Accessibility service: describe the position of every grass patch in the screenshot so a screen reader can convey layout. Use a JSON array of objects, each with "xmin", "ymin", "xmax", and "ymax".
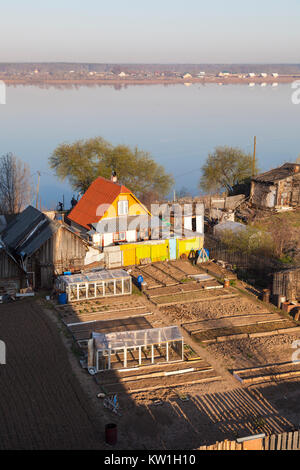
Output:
[{"xmin": 132, "ymin": 284, "xmax": 143, "ymax": 296}]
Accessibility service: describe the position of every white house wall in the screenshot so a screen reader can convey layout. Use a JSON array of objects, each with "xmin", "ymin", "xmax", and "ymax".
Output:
[
  {"xmin": 183, "ymin": 216, "xmax": 192, "ymax": 231},
  {"xmin": 103, "ymin": 233, "xmax": 114, "ymax": 247},
  {"xmin": 196, "ymin": 215, "xmax": 204, "ymax": 234},
  {"xmin": 126, "ymin": 230, "xmax": 136, "ymax": 242}
]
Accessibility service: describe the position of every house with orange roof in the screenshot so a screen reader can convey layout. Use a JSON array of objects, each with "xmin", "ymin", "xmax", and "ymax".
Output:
[
  {"xmin": 67, "ymin": 173, "xmax": 204, "ymax": 267},
  {"xmin": 67, "ymin": 173, "xmax": 152, "ymax": 248}
]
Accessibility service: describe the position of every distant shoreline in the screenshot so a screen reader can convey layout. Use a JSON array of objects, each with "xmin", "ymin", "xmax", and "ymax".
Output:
[{"xmin": 2, "ymin": 75, "xmax": 300, "ymax": 87}]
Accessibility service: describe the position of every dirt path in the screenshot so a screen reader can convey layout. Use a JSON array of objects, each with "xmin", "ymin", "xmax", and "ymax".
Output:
[{"xmin": 0, "ymin": 300, "xmax": 102, "ymax": 449}]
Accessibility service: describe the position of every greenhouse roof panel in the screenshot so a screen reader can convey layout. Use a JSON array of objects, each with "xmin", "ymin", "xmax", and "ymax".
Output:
[
  {"xmin": 59, "ymin": 269, "xmax": 130, "ymax": 285},
  {"xmin": 93, "ymin": 326, "xmax": 183, "ymax": 350}
]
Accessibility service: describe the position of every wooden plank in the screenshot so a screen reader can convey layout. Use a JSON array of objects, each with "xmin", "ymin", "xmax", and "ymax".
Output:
[
  {"xmin": 292, "ymin": 431, "xmax": 299, "ymax": 450},
  {"xmin": 108, "ymin": 375, "xmax": 222, "ymax": 394},
  {"xmin": 276, "ymin": 433, "xmax": 282, "ymax": 450},
  {"xmin": 287, "ymin": 432, "xmax": 293, "ymax": 450},
  {"xmin": 237, "ymin": 369, "xmax": 300, "ymax": 385},
  {"xmin": 270, "ymin": 434, "xmax": 276, "ymax": 450},
  {"xmin": 234, "ymin": 361, "xmax": 299, "ymax": 375},
  {"xmin": 264, "ymin": 436, "xmax": 270, "ymax": 450},
  {"xmin": 281, "ymin": 432, "xmax": 287, "ymax": 450}
]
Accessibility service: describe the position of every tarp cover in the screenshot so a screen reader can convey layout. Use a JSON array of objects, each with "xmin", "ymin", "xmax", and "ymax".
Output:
[{"xmin": 93, "ymin": 325, "xmax": 182, "ymax": 351}]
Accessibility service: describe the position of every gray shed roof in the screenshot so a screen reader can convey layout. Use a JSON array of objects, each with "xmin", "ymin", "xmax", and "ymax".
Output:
[
  {"xmin": 253, "ymin": 163, "xmax": 300, "ymax": 183},
  {"xmin": 2, "ymin": 205, "xmax": 59, "ymax": 257}
]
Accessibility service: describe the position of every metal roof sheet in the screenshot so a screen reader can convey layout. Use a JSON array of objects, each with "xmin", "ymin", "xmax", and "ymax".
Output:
[
  {"xmin": 2, "ymin": 205, "xmax": 61, "ymax": 258},
  {"xmin": 2, "ymin": 206, "xmax": 43, "ymax": 250},
  {"xmin": 253, "ymin": 163, "xmax": 300, "ymax": 183}
]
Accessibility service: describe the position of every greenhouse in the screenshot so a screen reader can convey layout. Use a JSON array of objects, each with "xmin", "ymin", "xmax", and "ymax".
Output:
[
  {"xmin": 88, "ymin": 325, "xmax": 184, "ymax": 372},
  {"xmin": 57, "ymin": 269, "xmax": 132, "ymax": 302}
]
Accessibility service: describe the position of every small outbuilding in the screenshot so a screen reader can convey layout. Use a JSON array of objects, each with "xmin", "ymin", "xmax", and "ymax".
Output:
[
  {"xmin": 56, "ymin": 269, "xmax": 132, "ymax": 302},
  {"xmin": 250, "ymin": 163, "xmax": 300, "ymax": 210}
]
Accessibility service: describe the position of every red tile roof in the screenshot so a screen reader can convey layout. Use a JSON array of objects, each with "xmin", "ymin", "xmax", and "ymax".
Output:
[{"xmin": 67, "ymin": 177, "xmax": 131, "ymax": 229}]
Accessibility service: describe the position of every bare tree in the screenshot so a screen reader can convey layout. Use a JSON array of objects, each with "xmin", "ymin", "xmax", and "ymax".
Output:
[{"xmin": 0, "ymin": 153, "xmax": 32, "ymax": 214}]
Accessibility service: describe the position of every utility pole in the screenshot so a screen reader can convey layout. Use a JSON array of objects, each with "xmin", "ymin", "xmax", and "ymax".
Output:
[
  {"xmin": 252, "ymin": 136, "xmax": 256, "ymax": 176},
  {"xmin": 36, "ymin": 171, "xmax": 41, "ymax": 209}
]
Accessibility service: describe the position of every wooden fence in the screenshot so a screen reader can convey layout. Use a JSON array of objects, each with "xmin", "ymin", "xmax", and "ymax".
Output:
[
  {"xmin": 199, "ymin": 430, "xmax": 300, "ymax": 450},
  {"xmin": 205, "ymin": 234, "xmax": 282, "ymax": 273}
]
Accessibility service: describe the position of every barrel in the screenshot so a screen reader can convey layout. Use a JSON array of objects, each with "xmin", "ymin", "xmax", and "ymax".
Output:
[
  {"xmin": 105, "ymin": 423, "xmax": 117, "ymax": 445},
  {"xmin": 58, "ymin": 292, "xmax": 67, "ymax": 305},
  {"xmin": 262, "ymin": 289, "xmax": 270, "ymax": 303},
  {"xmin": 137, "ymin": 275, "xmax": 144, "ymax": 289},
  {"xmin": 224, "ymin": 278, "xmax": 230, "ymax": 288}
]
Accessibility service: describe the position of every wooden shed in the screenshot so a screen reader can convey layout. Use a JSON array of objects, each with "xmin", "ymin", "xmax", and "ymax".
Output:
[
  {"xmin": 273, "ymin": 268, "xmax": 300, "ymax": 302},
  {"xmin": 2, "ymin": 206, "xmax": 90, "ymax": 289},
  {"xmin": 0, "ymin": 244, "xmax": 25, "ymax": 293},
  {"xmin": 250, "ymin": 163, "xmax": 300, "ymax": 210}
]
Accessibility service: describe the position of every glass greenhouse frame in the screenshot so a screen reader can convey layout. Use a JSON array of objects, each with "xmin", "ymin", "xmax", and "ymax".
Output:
[
  {"xmin": 57, "ymin": 269, "xmax": 132, "ymax": 302},
  {"xmin": 90, "ymin": 325, "xmax": 184, "ymax": 372}
]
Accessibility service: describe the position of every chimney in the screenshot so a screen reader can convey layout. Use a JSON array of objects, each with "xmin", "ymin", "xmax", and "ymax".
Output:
[{"xmin": 111, "ymin": 171, "xmax": 117, "ymax": 183}]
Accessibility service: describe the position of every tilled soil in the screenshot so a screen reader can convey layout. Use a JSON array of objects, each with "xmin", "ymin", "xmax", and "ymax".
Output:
[
  {"xmin": 0, "ymin": 300, "xmax": 101, "ymax": 450},
  {"xmin": 161, "ymin": 296, "xmax": 267, "ymax": 323},
  {"xmin": 206, "ymin": 333, "xmax": 300, "ymax": 371}
]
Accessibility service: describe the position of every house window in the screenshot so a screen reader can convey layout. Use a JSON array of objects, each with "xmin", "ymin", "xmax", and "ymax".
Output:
[
  {"xmin": 118, "ymin": 200, "xmax": 128, "ymax": 216},
  {"xmin": 114, "ymin": 232, "xmax": 126, "ymax": 242}
]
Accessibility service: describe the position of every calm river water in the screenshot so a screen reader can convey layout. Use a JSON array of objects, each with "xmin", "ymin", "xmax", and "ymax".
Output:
[{"xmin": 1, "ymin": 82, "xmax": 299, "ymax": 208}]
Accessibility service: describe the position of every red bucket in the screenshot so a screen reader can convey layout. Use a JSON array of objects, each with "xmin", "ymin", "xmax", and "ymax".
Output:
[{"xmin": 105, "ymin": 423, "xmax": 117, "ymax": 445}]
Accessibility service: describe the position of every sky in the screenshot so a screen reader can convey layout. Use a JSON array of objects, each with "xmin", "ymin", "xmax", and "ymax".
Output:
[{"xmin": 0, "ymin": 0, "xmax": 299, "ymax": 63}]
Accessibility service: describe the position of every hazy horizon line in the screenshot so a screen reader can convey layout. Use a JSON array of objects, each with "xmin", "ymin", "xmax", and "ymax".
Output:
[{"xmin": 0, "ymin": 61, "xmax": 300, "ymax": 65}]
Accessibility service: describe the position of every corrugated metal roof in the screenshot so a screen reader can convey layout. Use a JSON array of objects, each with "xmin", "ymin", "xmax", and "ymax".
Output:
[
  {"xmin": 19, "ymin": 220, "xmax": 59, "ymax": 257},
  {"xmin": 2, "ymin": 205, "xmax": 60, "ymax": 258},
  {"xmin": 67, "ymin": 176, "xmax": 131, "ymax": 229},
  {"xmin": 253, "ymin": 163, "xmax": 300, "ymax": 183},
  {"xmin": 2, "ymin": 206, "xmax": 43, "ymax": 250}
]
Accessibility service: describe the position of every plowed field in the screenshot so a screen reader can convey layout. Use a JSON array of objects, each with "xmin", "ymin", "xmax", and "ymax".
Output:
[{"xmin": 0, "ymin": 301, "xmax": 100, "ymax": 449}]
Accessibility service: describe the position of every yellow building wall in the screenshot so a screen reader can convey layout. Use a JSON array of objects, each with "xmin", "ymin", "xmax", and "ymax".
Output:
[
  {"xmin": 119, "ymin": 237, "xmax": 203, "ymax": 266},
  {"xmin": 177, "ymin": 237, "xmax": 203, "ymax": 257},
  {"xmin": 101, "ymin": 193, "xmax": 150, "ymax": 219},
  {"xmin": 135, "ymin": 245, "xmax": 151, "ymax": 263},
  {"xmin": 150, "ymin": 243, "xmax": 168, "ymax": 262},
  {"xmin": 121, "ymin": 244, "xmax": 137, "ymax": 266}
]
